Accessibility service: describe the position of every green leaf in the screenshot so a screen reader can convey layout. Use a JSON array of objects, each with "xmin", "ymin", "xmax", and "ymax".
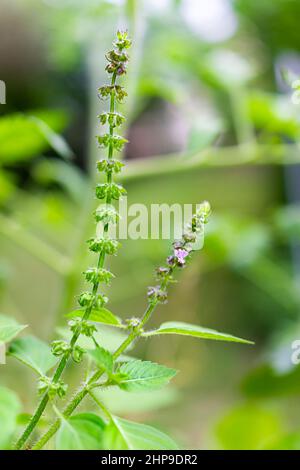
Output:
[
  {"xmin": 57, "ymin": 325, "xmax": 129, "ymax": 352},
  {"xmin": 8, "ymin": 335, "xmax": 58, "ymax": 375},
  {"xmin": 241, "ymin": 364, "xmax": 300, "ymax": 398},
  {"xmin": 100, "ymin": 388, "xmax": 179, "ymax": 414},
  {"xmin": 0, "ymin": 110, "xmax": 68, "ymax": 164},
  {"xmin": 102, "ymin": 416, "xmax": 178, "ymax": 450},
  {"xmin": 143, "ymin": 321, "xmax": 253, "ymax": 344},
  {"xmin": 66, "ymin": 308, "xmax": 124, "ymax": 327},
  {"xmin": 0, "ymin": 314, "xmax": 27, "ymax": 345},
  {"xmin": 116, "ymin": 360, "xmax": 177, "ymax": 392},
  {"xmin": 31, "ymin": 116, "xmax": 73, "ymax": 160},
  {"xmin": 215, "ymin": 404, "xmax": 282, "ymax": 450},
  {"xmin": 87, "ymin": 346, "xmax": 113, "ymax": 374},
  {"xmin": 0, "ymin": 386, "xmax": 21, "ymax": 449},
  {"xmin": 56, "ymin": 413, "xmax": 106, "ymax": 450},
  {"xmin": 187, "ymin": 117, "xmax": 222, "ymax": 153}
]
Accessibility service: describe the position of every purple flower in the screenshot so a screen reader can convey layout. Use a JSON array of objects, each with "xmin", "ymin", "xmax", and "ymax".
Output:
[{"xmin": 174, "ymin": 248, "xmax": 189, "ymax": 266}]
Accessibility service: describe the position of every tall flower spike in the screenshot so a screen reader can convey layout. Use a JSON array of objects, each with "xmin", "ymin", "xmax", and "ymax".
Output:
[{"xmin": 14, "ymin": 31, "xmax": 131, "ymax": 451}]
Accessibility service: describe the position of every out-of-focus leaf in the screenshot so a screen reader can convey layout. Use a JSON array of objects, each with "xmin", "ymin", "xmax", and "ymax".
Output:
[
  {"xmin": 57, "ymin": 325, "xmax": 128, "ymax": 352},
  {"xmin": 215, "ymin": 404, "xmax": 282, "ymax": 450},
  {"xmin": 266, "ymin": 432, "xmax": 300, "ymax": 450},
  {"xmin": 32, "ymin": 160, "xmax": 86, "ymax": 202},
  {"xmin": 0, "ymin": 314, "xmax": 27, "ymax": 345},
  {"xmin": 241, "ymin": 364, "xmax": 300, "ymax": 398},
  {"xmin": 100, "ymin": 387, "xmax": 179, "ymax": 414},
  {"xmin": 0, "ymin": 170, "xmax": 16, "ymax": 204},
  {"xmin": 87, "ymin": 346, "xmax": 113, "ymax": 374},
  {"xmin": 31, "ymin": 117, "xmax": 73, "ymax": 160},
  {"xmin": 0, "ymin": 386, "xmax": 21, "ymax": 449},
  {"xmin": 66, "ymin": 308, "xmax": 124, "ymax": 327},
  {"xmin": 8, "ymin": 336, "xmax": 58, "ymax": 375},
  {"xmin": 102, "ymin": 416, "xmax": 178, "ymax": 450},
  {"xmin": 187, "ymin": 117, "xmax": 222, "ymax": 153},
  {"xmin": 246, "ymin": 92, "xmax": 299, "ymax": 139},
  {"xmin": 274, "ymin": 205, "xmax": 300, "ymax": 241},
  {"xmin": 56, "ymin": 413, "xmax": 106, "ymax": 450},
  {"xmin": 204, "ymin": 50, "xmax": 256, "ymax": 88},
  {"xmin": 137, "ymin": 77, "xmax": 180, "ymax": 104},
  {"xmin": 0, "ymin": 110, "xmax": 68, "ymax": 163},
  {"xmin": 143, "ymin": 321, "xmax": 253, "ymax": 344}
]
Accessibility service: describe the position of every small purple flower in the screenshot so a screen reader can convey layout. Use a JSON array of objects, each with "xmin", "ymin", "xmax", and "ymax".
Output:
[{"xmin": 174, "ymin": 248, "xmax": 189, "ymax": 266}]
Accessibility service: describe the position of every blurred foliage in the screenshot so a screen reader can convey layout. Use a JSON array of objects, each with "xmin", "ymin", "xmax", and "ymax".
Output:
[{"xmin": 1, "ymin": 0, "xmax": 300, "ymax": 449}]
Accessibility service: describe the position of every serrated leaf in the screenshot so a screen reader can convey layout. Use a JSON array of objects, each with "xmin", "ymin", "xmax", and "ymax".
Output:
[
  {"xmin": 102, "ymin": 416, "xmax": 178, "ymax": 450},
  {"xmin": 142, "ymin": 321, "xmax": 253, "ymax": 344},
  {"xmin": 8, "ymin": 335, "xmax": 58, "ymax": 375},
  {"xmin": 0, "ymin": 387, "xmax": 21, "ymax": 449},
  {"xmin": 87, "ymin": 346, "xmax": 113, "ymax": 374},
  {"xmin": 56, "ymin": 413, "xmax": 106, "ymax": 450},
  {"xmin": 116, "ymin": 360, "xmax": 177, "ymax": 392},
  {"xmin": 66, "ymin": 308, "xmax": 123, "ymax": 327},
  {"xmin": 0, "ymin": 314, "xmax": 27, "ymax": 345}
]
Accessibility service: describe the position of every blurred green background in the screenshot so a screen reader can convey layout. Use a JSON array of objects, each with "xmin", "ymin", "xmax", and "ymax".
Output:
[{"xmin": 2, "ymin": 0, "xmax": 300, "ymax": 449}]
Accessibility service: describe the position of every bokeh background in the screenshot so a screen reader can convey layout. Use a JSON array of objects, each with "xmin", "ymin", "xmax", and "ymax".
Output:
[{"xmin": 1, "ymin": 0, "xmax": 300, "ymax": 449}]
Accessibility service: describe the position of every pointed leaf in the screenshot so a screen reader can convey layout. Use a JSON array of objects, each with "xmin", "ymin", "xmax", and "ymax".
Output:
[
  {"xmin": 0, "ymin": 387, "xmax": 21, "ymax": 449},
  {"xmin": 31, "ymin": 116, "xmax": 73, "ymax": 160},
  {"xmin": 56, "ymin": 413, "xmax": 106, "ymax": 450},
  {"xmin": 116, "ymin": 360, "xmax": 177, "ymax": 392},
  {"xmin": 8, "ymin": 335, "xmax": 58, "ymax": 375},
  {"xmin": 87, "ymin": 346, "xmax": 113, "ymax": 374},
  {"xmin": 142, "ymin": 321, "xmax": 253, "ymax": 344},
  {"xmin": 0, "ymin": 314, "xmax": 27, "ymax": 345},
  {"xmin": 102, "ymin": 416, "xmax": 178, "ymax": 450},
  {"xmin": 0, "ymin": 110, "xmax": 68, "ymax": 163},
  {"xmin": 66, "ymin": 308, "xmax": 123, "ymax": 327}
]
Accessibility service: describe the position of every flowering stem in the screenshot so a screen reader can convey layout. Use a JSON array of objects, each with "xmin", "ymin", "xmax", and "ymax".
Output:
[
  {"xmin": 32, "ymin": 203, "xmax": 211, "ymax": 450},
  {"xmin": 14, "ymin": 38, "xmax": 126, "ymax": 450}
]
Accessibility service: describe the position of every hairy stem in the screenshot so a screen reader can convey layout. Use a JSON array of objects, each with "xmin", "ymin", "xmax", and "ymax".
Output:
[
  {"xmin": 32, "ymin": 268, "xmax": 182, "ymax": 449},
  {"xmin": 14, "ymin": 70, "xmax": 118, "ymax": 451}
]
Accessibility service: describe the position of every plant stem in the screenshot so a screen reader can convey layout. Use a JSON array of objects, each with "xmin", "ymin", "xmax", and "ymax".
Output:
[
  {"xmin": 32, "ymin": 292, "xmax": 168, "ymax": 449},
  {"xmin": 14, "ymin": 71, "xmax": 118, "ymax": 451},
  {"xmin": 87, "ymin": 389, "xmax": 112, "ymax": 420}
]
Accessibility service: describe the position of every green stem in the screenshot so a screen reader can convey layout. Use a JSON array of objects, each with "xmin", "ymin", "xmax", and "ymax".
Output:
[
  {"xmin": 14, "ymin": 71, "xmax": 118, "ymax": 451},
  {"xmin": 32, "ymin": 261, "xmax": 174, "ymax": 450},
  {"xmin": 32, "ymin": 297, "xmax": 162, "ymax": 450},
  {"xmin": 87, "ymin": 389, "xmax": 112, "ymax": 420}
]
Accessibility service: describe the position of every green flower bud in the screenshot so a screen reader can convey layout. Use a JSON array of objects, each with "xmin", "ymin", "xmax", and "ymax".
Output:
[
  {"xmin": 51, "ymin": 340, "xmax": 71, "ymax": 357},
  {"xmin": 147, "ymin": 286, "xmax": 168, "ymax": 304},
  {"xmin": 72, "ymin": 345, "xmax": 85, "ymax": 363},
  {"xmin": 83, "ymin": 267, "xmax": 115, "ymax": 285},
  {"xmin": 98, "ymin": 112, "xmax": 125, "ymax": 128},
  {"xmin": 98, "ymin": 85, "xmax": 127, "ymax": 103},
  {"xmin": 68, "ymin": 318, "xmax": 97, "ymax": 338},
  {"xmin": 95, "ymin": 182, "xmax": 126, "ymax": 200},
  {"xmin": 38, "ymin": 377, "xmax": 67, "ymax": 399},
  {"xmin": 94, "ymin": 206, "xmax": 120, "ymax": 225},
  {"xmin": 87, "ymin": 237, "xmax": 120, "ymax": 255},
  {"xmin": 96, "ymin": 159, "xmax": 124, "ymax": 174},
  {"xmin": 97, "ymin": 134, "xmax": 128, "ymax": 152},
  {"xmin": 78, "ymin": 291, "xmax": 94, "ymax": 307}
]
